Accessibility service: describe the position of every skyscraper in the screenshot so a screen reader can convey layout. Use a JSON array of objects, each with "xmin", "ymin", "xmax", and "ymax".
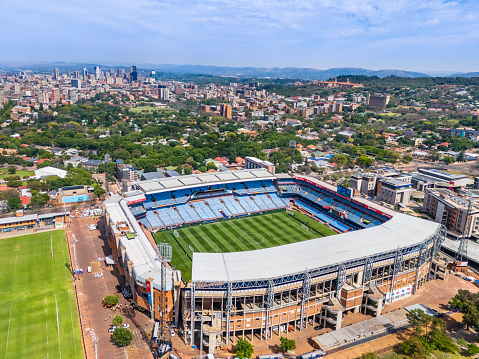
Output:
[
  {"xmin": 158, "ymin": 85, "xmax": 169, "ymax": 101},
  {"xmin": 130, "ymin": 66, "xmax": 138, "ymax": 82},
  {"xmin": 94, "ymin": 66, "xmax": 101, "ymax": 80},
  {"xmin": 54, "ymin": 68, "xmax": 60, "ymax": 80}
]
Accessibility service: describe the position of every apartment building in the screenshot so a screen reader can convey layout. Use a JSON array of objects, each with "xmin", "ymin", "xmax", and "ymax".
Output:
[{"xmin": 423, "ymin": 188, "xmax": 479, "ymax": 237}]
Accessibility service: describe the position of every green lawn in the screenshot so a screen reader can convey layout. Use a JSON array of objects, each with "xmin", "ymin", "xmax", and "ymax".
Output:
[
  {"xmin": 0, "ymin": 231, "xmax": 83, "ymax": 359},
  {"xmin": 0, "ymin": 168, "xmax": 34, "ymax": 180},
  {"xmin": 155, "ymin": 210, "xmax": 337, "ymax": 282},
  {"xmin": 129, "ymin": 106, "xmax": 177, "ymax": 114}
]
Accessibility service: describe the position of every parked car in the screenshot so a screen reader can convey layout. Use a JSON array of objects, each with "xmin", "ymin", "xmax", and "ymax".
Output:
[{"xmin": 171, "ymin": 329, "xmax": 175, "ymax": 337}]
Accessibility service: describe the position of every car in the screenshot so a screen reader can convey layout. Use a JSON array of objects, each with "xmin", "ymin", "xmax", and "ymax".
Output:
[
  {"xmin": 108, "ymin": 326, "xmax": 117, "ymax": 332},
  {"xmin": 314, "ymin": 325, "xmax": 322, "ymax": 330},
  {"xmin": 123, "ymin": 323, "xmax": 130, "ymax": 328},
  {"xmin": 171, "ymin": 329, "xmax": 175, "ymax": 337}
]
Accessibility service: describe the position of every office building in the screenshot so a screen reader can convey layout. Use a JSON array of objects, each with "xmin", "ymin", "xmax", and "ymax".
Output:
[
  {"xmin": 94, "ymin": 66, "xmax": 101, "ymax": 80},
  {"xmin": 220, "ymin": 103, "xmax": 233, "ymax": 119},
  {"xmin": 376, "ymin": 178, "xmax": 412, "ymax": 206},
  {"xmin": 158, "ymin": 86, "xmax": 169, "ymax": 101},
  {"xmin": 71, "ymin": 79, "xmax": 81, "ymax": 89},
  {"xmin": 130, "ymin": 66, "xmax": 138, "ymax": 82},
  {"xmin": 366, "ymin": 94, "xmax": 390, "ymax": 111},
  {"xmin": 244, "ymin": 156, "xmax": 275, "ymax": 174},
  {"xmin": 54, "ymin": 68, "xmax": 60, "ymax": 80}
]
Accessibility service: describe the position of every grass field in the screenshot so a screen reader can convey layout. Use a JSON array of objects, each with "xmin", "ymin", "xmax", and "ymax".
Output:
[
  {"xmin": 129, "ymin": 106, "xmax": 177, "ymax": 114},
  {"xmin": 155, "ymin": 210, "xmax": 337, "ymax": 282},
  {"xmin": 0, "ymin": 168, "xmax": 34, "ymax": 180},
  {"xmin": 0, "ymin": 231, "xmax": 83, "ymax": 359}
]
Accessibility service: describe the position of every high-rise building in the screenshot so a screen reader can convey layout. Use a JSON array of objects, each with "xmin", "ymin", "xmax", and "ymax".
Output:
[
  {"xmin": 94, "ymin": 66, "xmax": 101, "ymax": 80},
  {"xmin": 83, "ymin": 68, "xmax": 87, "ymax": 77},
  {"xmin": 150, "ymin": 70, "xmax": 156, "ymax": 78},
  {"xmin": 118, "ymin": 68, "xmax": 125, "ymax": 78},
  {"xmin": 71, "ymin": 79, "xmax": 81, "ymax": 89},
  {"xmin": 220, "ymin": 103, "xmax": 232, "ymax": 119},
  {"xmin": 54, "ymin": 68, "xmax": 60, "ymax": 80},
  {"xmin": 51, "ymin": 88, "xmax": 61, "ymax": 102},
  {"xmin": 130, "ymin": 66, "xmax": 138, "ymax": 82},
  {"xmin": 74, "ymin": 71, "xmax": 80, "ymax": 79},
  {"xmin": 158, "ymin": 86, "xmax": 169, "ymax": 101}
]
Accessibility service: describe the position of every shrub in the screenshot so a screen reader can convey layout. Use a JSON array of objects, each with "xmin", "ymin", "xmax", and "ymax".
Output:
[{"xmin": 111, "ymin": 327, "xmax": 133, "ymax": 347}]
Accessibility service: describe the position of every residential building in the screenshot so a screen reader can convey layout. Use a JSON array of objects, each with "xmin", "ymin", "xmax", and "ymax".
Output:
[
  {"xmin": 244, "ymin": 156, "xmax": 275, "ymax": 174},
  {"xmin": 423, "ymin": 188, "xmax": 479, "ymax": 237},
  {"xmin": 220, "ymin": 103, "xmax": 232, "ymax": 119}
]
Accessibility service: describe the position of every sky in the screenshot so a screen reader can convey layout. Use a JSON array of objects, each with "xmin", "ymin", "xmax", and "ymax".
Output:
[{"xmin": 1, "ymin": 0, "xmax": 479, "ymax": 72}]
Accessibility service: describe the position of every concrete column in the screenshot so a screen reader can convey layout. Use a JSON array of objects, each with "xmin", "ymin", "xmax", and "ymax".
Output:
[
  {"xmin": 336, "ymin": 310, "xmax": 343, "ymax": 330},
  {"xmin": 376, "ymin": 298, "xmax": 383, "ymax": 317},
  {"xmin": 208, "ymin": 333, "xmax": 217, "ymax": 354}
]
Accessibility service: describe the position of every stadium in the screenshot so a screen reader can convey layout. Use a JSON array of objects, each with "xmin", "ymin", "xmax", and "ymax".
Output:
[{"xmin": 103, "ymin": 169, "xmax": 447, "ymax": 354}]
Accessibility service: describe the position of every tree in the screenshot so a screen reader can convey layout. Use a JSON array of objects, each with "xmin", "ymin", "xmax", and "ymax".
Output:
[
  {"xmin": 280, "ymin": 337, "xmax": 296, "ymax": 352},
  {"xmin": 402, "ymin": 155, "xmax": 413, "ymax": 164},
  {"xmin": 443, "ymin": 156, "xmax": 456, "ymax": 164},
  {"xmin": 103, "ymin": 294, "xmax": 119, "ymax": 307},
  {"xmin": 175, "ymin": 165, "xmax": 183, "ymax": 174},
  {"xmin": 358, "ymin": 155, "xmax": 373, "ymax": 168},
  {"xmin": 7, "ymin": 196, "xmax": 21, "ymax": 210},
  {"xmin": 359, "ymin": 353, "xmax": 377, "ymax": 359},
  {"xmin": 94, "ymin": 185, "xmax": 106, "ymax": 199},
  {"xmin": 184, "ymin": 166, "xmax": 192, "ymax": 175},
  {"xmin": 111, "ymin": 327, "xmax": 133, "ymax": 347},
  {"xmin": 458, "ymin": 151, "xmax": 466, "ymax": 162},
  {"xmin": 206, "ymin": 162, "xmax": 217, "ymax": 171},
  {"xmin": 403, "ymin": 337, "xmax": 428, "ymax": 359},
  {"xmin": 468, "ymin": 343, "xmax": 479, "ymax": 356},
  {"xmin": 112, "ymin": 315, "xmax": 123, "ymax": 326},
  {"xmin": 235, "ymin": 338, "xmax": 254, "ymax": 358},
  {"xmin": 7, "ymin": 166, "xmax": 16, "ymax": 175}
]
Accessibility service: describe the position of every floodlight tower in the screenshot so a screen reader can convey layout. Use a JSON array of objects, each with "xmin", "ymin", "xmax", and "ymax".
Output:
[
  {"xmin": 457, "ymin": 191, "xmax": 474, "ymax": 263},
  {"xmin": 289, "ymin": 140, "xmax": 296, "ymax": 175},
  {"xmin": 157, "ymin": 243, "xmax": 173, "ymax": 344},
  {"xmin": 104, "ymin": 153, "xmax": 110, "ymax": 195}
]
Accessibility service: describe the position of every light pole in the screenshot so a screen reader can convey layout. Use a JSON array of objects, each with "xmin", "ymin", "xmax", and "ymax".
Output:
[
  {"xmin": 72, "ymin": 234, "xmax": 78, "ymax": 279},
  {"xmin": 91, "ymin": 329, "xmax": 99, "ymax": 359},
  {"xmin": 104, "ymin": 153, "xmax": 110, "ymax": 195},
  {"xmin": 289, "ymin": 140, "xmax": 296, "ymax": 175}
]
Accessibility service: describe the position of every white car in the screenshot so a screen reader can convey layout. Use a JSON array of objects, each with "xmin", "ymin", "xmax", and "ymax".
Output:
[
  {"xmin": 108, "ymin": 326, "xmax": 117, "ymax": 333},
  {"xmin": 123, "ymin": 323, "xmax": 130, "ymax": 328},
  {"xmin": 171, "ymin": 329, "xmax": 175, "ymax": 337},
  {"xmin": 88, "ymin": 224, "xmax": 97, "ymax": 231}
]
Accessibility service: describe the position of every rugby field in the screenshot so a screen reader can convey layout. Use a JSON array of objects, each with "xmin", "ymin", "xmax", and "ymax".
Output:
[
  {"xmin": 155, "ymin": 210, "xmax": 336, "ymax": 282},
  {"xmin": 0, "ymin": 231, "xmax": 83, "ymax": 359}
]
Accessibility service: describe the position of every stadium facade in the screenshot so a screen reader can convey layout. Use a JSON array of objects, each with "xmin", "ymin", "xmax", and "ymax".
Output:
[{"xmin": 103, "ymin": 169, "xmax": 447, "ymax": 353}]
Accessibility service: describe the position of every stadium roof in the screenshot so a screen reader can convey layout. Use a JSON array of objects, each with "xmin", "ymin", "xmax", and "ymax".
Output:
[
  {"xmin": 191, "ymin": 213, "xmax": 441, "ymax": 283},
  {"xmin": 135, "ymin": 168, "xmax": 275, "ymax": 194}
]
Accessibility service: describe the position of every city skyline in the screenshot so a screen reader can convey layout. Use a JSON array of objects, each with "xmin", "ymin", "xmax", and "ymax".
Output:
[{"xmin": 1, "ymin": 0, "xmax": 479, "ymax": 72}]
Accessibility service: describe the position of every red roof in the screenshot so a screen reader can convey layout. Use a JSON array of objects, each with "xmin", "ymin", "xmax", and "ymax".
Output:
[
  {"xmin": 34, "ymin": 158, "xmax": 49, "ymax": 164},
  {"xmin": 18, "ymin": 186, "xmax": 27, "ymax": 190},
  {"xmin": 21, "ymin": 196, "xmax": 30, "ymax": 205}
]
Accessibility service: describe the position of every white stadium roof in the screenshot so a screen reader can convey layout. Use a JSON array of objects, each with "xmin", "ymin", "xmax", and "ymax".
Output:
[
  {"xmin": 135, "ymin": 168, "xmax": 275, "ymax": 194},
  {"xmin": 191, "ymin": 213, "xmax": 441, "ymax": 283}
]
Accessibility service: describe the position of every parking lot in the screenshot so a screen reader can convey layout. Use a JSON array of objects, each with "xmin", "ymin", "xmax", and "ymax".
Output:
[{"xmin": 67, "ymin": 211, "xmax": 154, "ymax": 359}]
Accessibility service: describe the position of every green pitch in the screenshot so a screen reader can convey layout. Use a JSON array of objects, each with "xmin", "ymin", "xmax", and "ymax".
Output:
[
  {"xmin": 0, "ymin": 231, "xmax": 83, "ymax": 359},
  {"xmin": 155, "ymin": 210, "xmax": 336, "ymax": 282}
]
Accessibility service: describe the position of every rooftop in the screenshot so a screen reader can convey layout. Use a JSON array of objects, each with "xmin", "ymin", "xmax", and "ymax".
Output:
[{"xmin": 192, "ymin": 213, "xmax": 440, "ymax": 283}]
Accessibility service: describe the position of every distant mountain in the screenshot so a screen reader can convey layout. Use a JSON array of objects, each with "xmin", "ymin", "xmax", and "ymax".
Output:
[
  {"xmin": 147, "ymin": 64, "xmax": 430, "ymax": 80},
  {"xmin": 0, "ymin": 61, "xmax": 431, "ymax": 80},
  {"xmin": 450, "ymin": 72, "xmax": 479, "ymax": 78}
]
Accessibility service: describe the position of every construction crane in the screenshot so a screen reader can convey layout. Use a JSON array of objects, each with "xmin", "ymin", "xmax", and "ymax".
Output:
[{"xmin": 157, "ymin": 243, "xmax": 173, "ymax": 350}]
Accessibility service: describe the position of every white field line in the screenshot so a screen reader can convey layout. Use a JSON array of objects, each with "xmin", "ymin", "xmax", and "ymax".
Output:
[
  {"xmin": 55, "ymin": 293, "xmax": 62, "ymax": 359},
  {"xmin": 4, "ymin": 303, "xmax": 13, "ymax": 359},
  {"xmin": 11, "ymin": 252, "xmax": 17, "ymax": 291},
  {"xmin": 67, "ymin": 291, "xmax": 78, "ymax": 359}
]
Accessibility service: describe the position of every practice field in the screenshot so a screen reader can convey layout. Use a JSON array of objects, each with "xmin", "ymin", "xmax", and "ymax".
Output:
[
  {"xmin": 155, "ymin": 210, "xmax": 336, "ymax": 282},
  {"xmin": 0, "ymin": 231, "xmax": 83, "ymax": 359}
]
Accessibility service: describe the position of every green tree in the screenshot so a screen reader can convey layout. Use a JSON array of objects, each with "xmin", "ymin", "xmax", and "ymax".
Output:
[
  {"xmin": 206, "ymin": 162, "xmax": 218, "ymax": 171},
  {"xmin": 468, "ymin": 343, "xmax": 479, "ymax": 356},
  {"xmin": 280, "ymin": 337, "xmax": 296, "ymax": 352},
  {"xmin": 359, "ymin": 353, "xmax": 377, "ymax": 359},
  {"xmin": 111, "ymin": 327, "xmax": 133, "ymax": 347},
  {"xmin": 402, "ymin": 155, "xmax": 413, "ymax": 164},
  {"xmin": 112, "ymin": 315, "xmax": 123, "ymax": 326},
  {"xmin": 7, "ymin": 196, "xmax": 21, "ymax": 210},
  {"xmin": 235, "ymin": 338, "xmax": 254, "ymax": 358},
  {"xmin": 94, "ymin": 185, "xmax": 106, "ymax": 199},
  {"xmin": 443, "ymin": 156, "xmax": 456, "ymax": 164},
  {"xmin": 184, "ymin": 166, "xmax": 192, "ymax": 175},
  {"xmin": 103, "ymin": 294, "xmax": 119, "ymax": 307},
  {"xmin": 358, "ymin": 155, "xmax": 373, "ymax": 168},
  {"xmin": 175, "ymin": 165, "xmax": 183, "ymax": 174},
  {"xmin": 7, "ymin": 166, "xmax": 16, "ymax": 175}
]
